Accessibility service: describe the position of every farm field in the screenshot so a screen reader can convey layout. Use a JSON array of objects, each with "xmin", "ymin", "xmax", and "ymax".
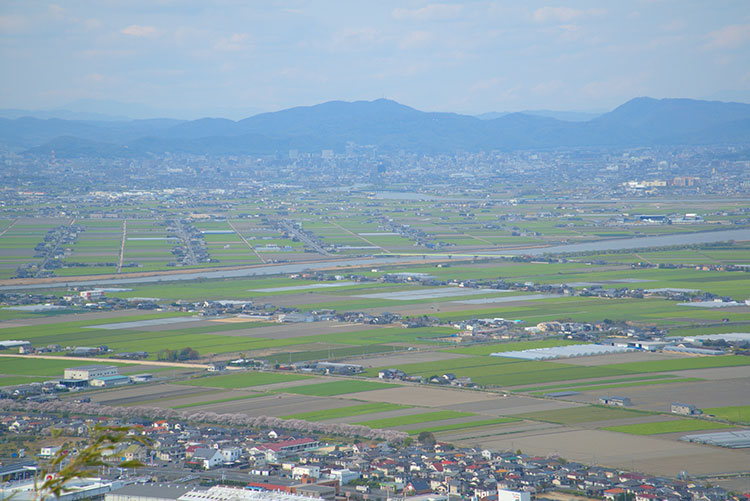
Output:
[
  {"xmin": 282, "ymin": 402, "xmax": 410, "ymax": 421},
  {"xmin": 180, "ymin": 371, "xmax": 312, "ymax": 389},
  {"xmin": 514, "ymin": 405, "xmax": 654, "ymax": 424},
  {"xmin": 1, "ymin": 196, "xmax": 749, "ymax": 478},
  {"xmin": 276, "ymin": 380, "xmax": 399, "ymax": 396},
  {"xmin": 702, "ymin": 405, "xmax": 750, "ymax": 424},
  {"xmin": 602, "ymin": 419, "xmax": 737, "ymax": 435}
]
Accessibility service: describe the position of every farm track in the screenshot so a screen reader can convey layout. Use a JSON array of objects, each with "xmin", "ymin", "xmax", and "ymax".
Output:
[
  {"xmin": 0, "ymin": 353, "xmax": 212, "ymax": 369},
  {"xmin": 227, "ymin": 220, "xmax": 266, "ymax": 263},
  {"xmin": 0, "ymin": 218, "xmax": 19, "ymax": 238},
  {"xmin": 117, "ymin": 220, "xmax": 126, "ymax": 273}
]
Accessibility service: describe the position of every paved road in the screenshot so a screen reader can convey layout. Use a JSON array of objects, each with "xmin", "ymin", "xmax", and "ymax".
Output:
[
  {"xmin": 277, "ymin": 219, "xmax": 330, "ymax": 256},
  {"xmin": 0, "ymin": 353, "xmax": 212, "ymax": 369}
]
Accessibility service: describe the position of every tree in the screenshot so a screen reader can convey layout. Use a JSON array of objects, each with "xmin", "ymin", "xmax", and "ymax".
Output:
[
  {"xmin": 35, "ymin": 425, "xmax": 150, "ymax": 500},
  {"xmin": 417, "ymin": 431, "xmax": 436, "ymax": 447}
]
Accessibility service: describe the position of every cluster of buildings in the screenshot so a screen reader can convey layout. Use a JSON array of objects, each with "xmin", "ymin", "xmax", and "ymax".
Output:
[
  {"xmin": 1, "ymin": 410, "xmax": 742, "ymax": 501},
  {"xmin": 0, "ymin": 365, "xmax": 153, "ymax": 400}
]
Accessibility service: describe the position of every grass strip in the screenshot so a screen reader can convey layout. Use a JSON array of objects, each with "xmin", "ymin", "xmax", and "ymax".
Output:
[
  {"xmin": 516, "ymin": 405, "xmax": 654, "ymax": 424},
  {"xmin": 407, "ymin": 417, "xmax": 521, "ymax": 435},
  {"xmin": 702, "ymin": 405, "xmax": 750, "ymax": 424},
  {"xmin": 278, "ymin": 380, "xmax": 398, "ymax": 396},
  {"xmin": 171, "ymin": 393, "xmax": 268, "ymax": 409},
  {"xmin": 515, "ymin": 374, "xmax": 677, "ymax": 392},
  {"xmin": 282, "ymin": 403, "xmax": 410, "ymax": 421},
  {"xmin": 355, "ymin": 410, "xmax": 475, "ymax": 429},
  {"xmin": 528, "ymin": 377, "xmax": 702, "ymax": 395},
  {"xmin": 602, "ymin": 419, "xmax": 735, "ymax": 435},
  {"xmin": 179, "ymin": 371, "xmax": 312, "ymax": 389}
]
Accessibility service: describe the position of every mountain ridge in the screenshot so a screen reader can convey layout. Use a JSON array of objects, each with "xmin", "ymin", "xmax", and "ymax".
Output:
[{"xmin": 4, "ymin": 97, "xmax": 750, "ymax": 157}]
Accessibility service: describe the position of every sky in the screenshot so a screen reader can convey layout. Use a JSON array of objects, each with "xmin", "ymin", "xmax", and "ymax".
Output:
[{"xmin": 1, "ymin": 1, "xmax": 749, "ymax": 119}]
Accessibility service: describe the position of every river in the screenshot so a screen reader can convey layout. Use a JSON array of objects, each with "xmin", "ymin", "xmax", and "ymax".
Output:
[{"xmin": 1, "ymin": 227, "xmax": 748, "ymax": 291}]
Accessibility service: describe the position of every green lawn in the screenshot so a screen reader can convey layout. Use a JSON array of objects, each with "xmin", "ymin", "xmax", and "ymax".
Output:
[
  {"xmin": 603, "ymin": 419, "xmax": 735, "ymax": 435},
  {"xmin": 282, "ymin": 402, "xmax": 410, "ymax": 421},
  {"xmin": 180, "ymin": 371, "xmax": 312, "ymax": 389},
  {"xmin": 702, "ymin": 405, "xmax": 750, "ymax": 424},
  {"xmin": 278, "ymin": 380, "xmax": 398, "ymax": 396}
]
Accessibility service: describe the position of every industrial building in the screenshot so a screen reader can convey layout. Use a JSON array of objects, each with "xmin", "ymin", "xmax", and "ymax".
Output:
[
  {"xmin": 90, "ymin": 375, "xmax": 131, "ymax": 387},
  {"xmin": 64, "ymin": 365, "xmax": 119, "ymax": 380},
  {"xmin": 671, "ymin": 403, "xmax": 702, "ymax": 416},
  {"xmin": 179, "ymin": 486, "xmax": 324, "ymax": 501},
  {"xmin": 599, "ymin": 396, "xmax": 632, "ymax": 407}
]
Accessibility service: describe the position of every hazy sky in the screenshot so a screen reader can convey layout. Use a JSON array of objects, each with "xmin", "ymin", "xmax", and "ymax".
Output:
[{"xmin": 1, "ymin": 1, "xmax": 749, "ymax": 118}]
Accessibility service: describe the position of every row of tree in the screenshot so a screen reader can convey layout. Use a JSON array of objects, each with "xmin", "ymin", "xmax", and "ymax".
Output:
[
  {"xmin": 0, "ymin": 399, "xmax": 408, "ymax": 443},
  {"xmin": 157, "ymin": 347, "xmax": 199, "ymax": 361}
]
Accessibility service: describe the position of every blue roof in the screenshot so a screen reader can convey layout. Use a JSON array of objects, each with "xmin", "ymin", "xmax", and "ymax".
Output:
[{"xmin": 92, "ymin": 375, "xmax": 129, "ymax": 381}]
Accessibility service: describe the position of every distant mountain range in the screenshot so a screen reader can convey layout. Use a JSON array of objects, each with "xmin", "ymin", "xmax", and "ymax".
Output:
[{"xmin": 1, "ymin": 97, "xmax": 749, "ymax": 157}]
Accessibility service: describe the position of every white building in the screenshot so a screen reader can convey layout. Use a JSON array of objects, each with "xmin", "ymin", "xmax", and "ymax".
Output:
[
  {"xmin": 79, "ymin": 290, "xmax": 103, "ymax": 301},
  {"xmin": 90, "ymin": 375, "xmax": 131, "ymax": 387},
  {"xmin": 292, "ymin": 465, "xmax": 320, "ymax": 479},
  {"xmin": 221, "ymin": 447, "xmax": 242, "ymax": 463},
  {"xmin": 498, "ymin": 489, "xmax": 531, "ymax": 501},
  {"xmin": 327, "ymin": 468, "xmax": 360, "ymax": 485},
  {"xmin": 64, "ymin": 365, "xmax": 119, "ymax": 381},
  {"xmin": 39, "ymin": 445, "xmax": 61, "ymax": 458},
  {"xmin": 1, "ymin": 477, "xmax": 123, "ymax": 501},
  {"xmin": 190, "ymin": 448, "xmax": 224, "ymax": 470}
]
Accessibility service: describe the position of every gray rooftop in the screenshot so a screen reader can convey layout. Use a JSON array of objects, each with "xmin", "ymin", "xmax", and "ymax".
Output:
[{"xmin": 108, "ymin": 483, "xmax": 193, "ymax": 500}]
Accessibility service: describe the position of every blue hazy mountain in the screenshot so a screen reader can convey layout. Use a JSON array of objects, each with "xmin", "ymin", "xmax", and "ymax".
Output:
[
  {"xmin": 476, "ymin": 110, "xmax": 601, "ymax": 122},
  {"xmin": 6, "ymin": 97, "xmax": 750, "ymax": 157}
]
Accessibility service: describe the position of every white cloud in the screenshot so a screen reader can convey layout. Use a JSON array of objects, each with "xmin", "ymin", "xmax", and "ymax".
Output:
[
  {"xmin": 330, "ymin": 28, "xmax": 380, "ymax": 50},
  {"xmin": 392, "ymin": 3, "xmax": 462, "ymax": 21},
  {"xmin": 82, "ymin": 18, "xmax": 102, "ymax": 31},
  {"xmin": 0, "ymin": 14, "xmax": 27, "ymax": 32},
  {"xmin": 532, "ymin": 6, "xmax": 604, "ymax": 23},
  {"xmin": 399, "ymin": 31, "xmax": 434, "ymax": 50},
  {"xmin": 532, "ymin": 80, "xmax": 562, "ymax": 94},
  {"xmin": 704, "ymin": 24, "xmax": 750, "ymax": 50},
  {"xmin": 48, "ymin": 4, "xmax": 66, "ymax": 19},
  {"xmin": 583, "ymin": 74, "xmax": 648, "ymax": 99},
  {"xmin": 659, "ymin": 19, "xmax": 686, "ymax": 32},
  {"xmin": 120, "ymin": 25, "xmax": 157, "ymax": 37},
  {"xmin": 469, "ymin": 77, "xmax": 503, "ymax": 93},
  {"xmin": 83, "ymin": 72, "xmax": 108, "ymax": 83},
  {"xmin": 214, "ymin": 33, "xmax": 250, "ymax": 52}
]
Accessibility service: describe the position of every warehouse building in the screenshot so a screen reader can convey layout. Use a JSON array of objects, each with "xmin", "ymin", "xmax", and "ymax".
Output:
[{"xmin": 64, "ymin": 365, "xmax": 119, "ymax": 381}]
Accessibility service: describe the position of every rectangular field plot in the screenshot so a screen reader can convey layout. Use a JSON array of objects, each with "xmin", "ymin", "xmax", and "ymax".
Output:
[
  {"xmin": 181, "ymin": 371, "xmax": 312, "ymax": 388},
  {"xmin": 172, "ymin": 393, "xmax": 269, "ymax": 409},
  {"xmin": 602, "ymin": 419, "xmax": 736, "ymax": 435},
  {"xmin": 357, "ymin": 287, "xmax": 508, "ymax": 301},
  {"xmin": 515, "ymin": 405, "xmax": 653, "ymax": 424},
  {"xmin": 278, "ymin": 380, "xmax": 398, "ymax": 396},
  {"xmin": 251, "ymin": 282, "xmax": 358, "ymax": 292},
  {"xmin": 702, "ymin": 405, "xmax": 750, "ymax": 424},
  {"xmin": 452, "ymin": 339, "xmax": 585, "ymax": 356},
  {"xmin": 85, "ymin": 316, "xmax": 204, "ymax": 330},
  {"xmin": 354, "ymin": 410, "xmax": 475, "ymax": 429},
  {"xmin": 0, "ymin": 357, "xmax": 127, "ymax": 377},
  {"xmin": 282, "ymin": 402, "xmax": 410, "ymax": 421},
  {"xmin": 408, "ymin": 417, "xmax": 521, "ymax": 435}
]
